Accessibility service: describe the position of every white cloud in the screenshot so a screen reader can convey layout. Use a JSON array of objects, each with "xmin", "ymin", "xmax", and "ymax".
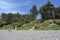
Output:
[
  {"xmin": 0, "ymin": 0, "xmax": 32, "ymax": 13},
  {"xmin": 0, "ymin": 0, "xmax": 20, "ymax": 13},
  {"xmin": 0, "ymin": 0, "xmax": 19, "ymax": 9},
  {"xmin": 24, "ymin": 1, "xmax": 32, "ymax": 5},
  {"xmin": 0, "ymin": 0, "xmax": 32, "ymax": 9}
]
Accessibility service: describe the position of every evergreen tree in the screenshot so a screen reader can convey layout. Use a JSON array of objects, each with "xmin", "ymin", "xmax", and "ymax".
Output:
[
  {"xmin": 55, "ymin": 6, "xmax": 60, "ymax": 19},
  {"xmin": 30, "ymin": 5, "xmax": 38, "ymax": 18},
  {"xmin": 1, "ymin": 13, "xmax": 6, "ymax": 21},
  {"xmin": 39, "ymin": 1, "xmax": 55, "ymax": 20}
]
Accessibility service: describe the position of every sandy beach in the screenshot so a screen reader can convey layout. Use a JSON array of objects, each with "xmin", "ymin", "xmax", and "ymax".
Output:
[{"xmin": 0, "ymin": 30, "xmax": 60, "ymax": 40}]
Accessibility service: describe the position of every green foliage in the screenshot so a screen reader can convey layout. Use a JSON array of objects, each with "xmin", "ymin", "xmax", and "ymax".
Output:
[
  {"xmin": 39, "ymin": 1, "xmax": 55, "ymax": 20},
  {"xmin": 0, "ymin": 19, "xmax": 60, "ymax": 30},
  {"xmin": 30, "ymin": 5, "xmax": 38, "ymax": 18},
  {"xmin": 39, "ymin": 19, "xmax": 60, "ymax": 27},
  {"xmin": 2, "ymin": 24, "xmax": 14, "ymax": 30},
  {"xmin": 0, "ymin": 1, "xmax": 60, "ymax": 30},
  {"xmin": 12, "ymin": 22, "xmax": 23, "ymax": 27},
  {"xmin": 18, "ymin": 20, "xmax": 41, "ymax": 30},
  {"xmin": 55, "ymin": 6, "xmax": 60, "ymax": 19},
  {"xmin": 0, "ymin": 20, "xmax": 6, "ymax": 27},
  {"xmin": 35, "ymin": 24, "xmax": 60, "ymax": 30},
  {"xmin": 18, "ymin": 19, "xmax": 60, "ymax": 30}
]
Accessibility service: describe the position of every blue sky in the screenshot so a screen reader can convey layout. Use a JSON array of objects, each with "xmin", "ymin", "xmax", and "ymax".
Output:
[{"xmin": 0, "ymin": 0, "xmax": 60, "ymax": 14}]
